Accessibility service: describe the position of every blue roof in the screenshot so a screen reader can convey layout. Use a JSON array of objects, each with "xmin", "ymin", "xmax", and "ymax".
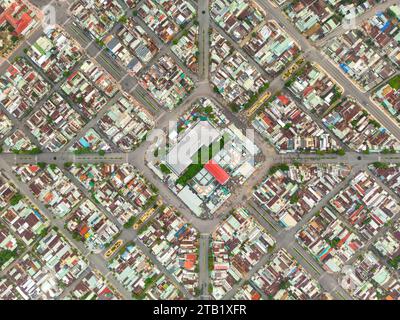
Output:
[
  {"xmin": 380, "ymin": 21, "xmax": 391, "ymax": 32},
  {"xmin": 79, "ymin": 138, "xmax": 90, "ymax": 148},
  {"xmin": 33, "ymin": 209, "xmax": 44, "ymax": 222},
  {"xmin": 340, "ymin": 63, "xmax": 350, "ymax": 73}
]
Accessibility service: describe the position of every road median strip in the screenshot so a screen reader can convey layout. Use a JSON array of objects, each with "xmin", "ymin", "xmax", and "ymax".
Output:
[{"xmin": 293, "ymin": 247, "xmax": 321, "ymax": 275}]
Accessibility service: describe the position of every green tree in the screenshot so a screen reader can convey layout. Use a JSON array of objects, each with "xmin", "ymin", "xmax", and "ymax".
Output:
[
  {"xmin": 336, "ymin": 149, "xmax": 346, "ymax": 156},
  {"xmin": 0, "ymin": 249, "xmax": 17, "ymax": 268},
  {"xmin": 159, "ymin": 164, "xmax": 171, "ymax": 175},
  {"xmin": 37, "ymin": 162, "xmax": 46, "ymax": 169},
  {"xmin": 9, "ymin": 193, "xmax": 23, "ymax": 206},
  {"xmin": 372, "ymin": 162, "xmax": 389, "ymax": 169},
  {"xmin": 118, "ymin": 15, "xmax": 128, "ymax": 24},
  {"xmin": 290, "ymin": 193, "xmax": 299, "ymax": 204},
  {"xmin": 123, "ymin": 216, "xmax": 137, "ymax": 229}
]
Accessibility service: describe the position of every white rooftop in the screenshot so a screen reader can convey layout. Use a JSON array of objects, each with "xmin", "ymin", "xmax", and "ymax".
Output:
[
  {"xmin": 166, "ymin": 121, "xmax": 220, "ymax": 175},
  {"xmin": 177, "ymin": 185, "xmax": 203, "ymax": 217}
]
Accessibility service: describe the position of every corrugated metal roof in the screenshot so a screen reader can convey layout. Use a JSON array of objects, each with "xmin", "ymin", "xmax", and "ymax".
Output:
[{"xmin": 204, "ymin": 160, "xmax": 229, "ymax": 185}]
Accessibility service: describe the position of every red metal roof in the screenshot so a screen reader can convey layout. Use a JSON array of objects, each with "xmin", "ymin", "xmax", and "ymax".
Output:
[
  {"xmin": 277, "ymin": 95, "xmax": 290, "ymax": 105},
  {"xmin": 15, "ymin": 13, "xmax": 32, "ymax": 35},
  {"xmin": 0, "ymin": 4, "xmax": 33, "ymax": 36},
  {"xmin": 204, "ymin": 160, "xmax": 229, "ymax": 185}
]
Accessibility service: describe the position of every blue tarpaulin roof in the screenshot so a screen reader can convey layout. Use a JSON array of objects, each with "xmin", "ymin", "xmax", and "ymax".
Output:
[
  {"xmin": 340, "ymin": 63, "xmax": 350, "ymax": 73},
  {"xmin": 381, "ymin": 21, "xmax": 391, "ymax": 32}
]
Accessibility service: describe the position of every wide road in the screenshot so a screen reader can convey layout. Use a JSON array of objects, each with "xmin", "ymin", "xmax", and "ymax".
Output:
[
  {"xmin": 198, "ymin": 233, "xmax": 211, "ymax": 299},
  {"xmin": 2, "ymin": 150, "xmax": 400, "ymax": 166},
  {"xmin": 316, "ymin": 0, "xmax": 400, "ymax": 47},
  {"xmin": 256, "ymin": 0, "xmax": 400, "ymax": 142},
  {"xmin": 1, "ymin": 0, "xmax": 399, "ymax": 301},
  {"xmin": 223, "ymin": 167, "xmax": 363, "ymax": 300},
  {"xmin": 198, "ymin": 0, "xmax": 210, "ymax": 80},
  {"xmin": 0, "ymin": 157, "xmax": 134, "ymax": 300}
]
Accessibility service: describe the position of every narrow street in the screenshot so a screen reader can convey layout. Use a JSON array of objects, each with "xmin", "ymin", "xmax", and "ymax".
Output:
[{"xmin": 0, "ymin": 0, "xmax": 399, "ymax": 302}]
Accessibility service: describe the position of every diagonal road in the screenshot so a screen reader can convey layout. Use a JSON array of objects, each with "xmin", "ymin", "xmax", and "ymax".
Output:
[
  {"xmin": 1, "ymin": 0, "xmax": 400, "ymax": 301},
  {"xmin": 316, "ymin": 0, "xmax": 400, "ymax": 48},
  {"xmin": 256, "ymin": 0, "xmax": 400, "ymax": 142}
]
